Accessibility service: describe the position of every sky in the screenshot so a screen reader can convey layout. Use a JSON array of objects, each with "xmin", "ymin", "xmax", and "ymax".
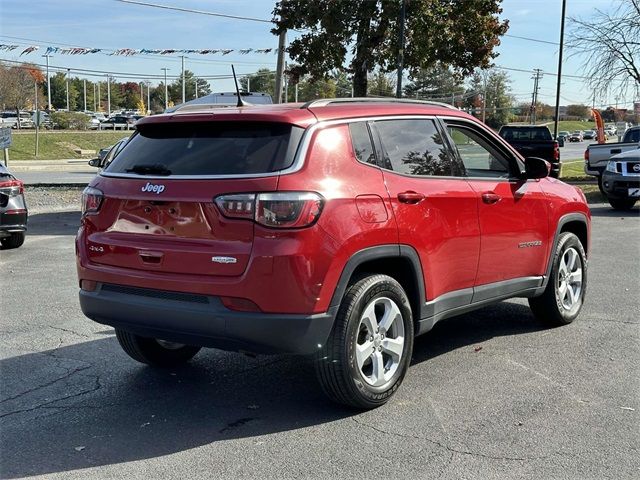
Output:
[{"xmin": 0, "ymin": 0, "xmax": 636, "ymax": 109}]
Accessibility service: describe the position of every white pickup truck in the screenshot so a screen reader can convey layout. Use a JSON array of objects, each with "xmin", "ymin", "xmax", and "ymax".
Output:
[{"xmin": 584, "ymin": 126, "xmax": 640, "ymax": 179}]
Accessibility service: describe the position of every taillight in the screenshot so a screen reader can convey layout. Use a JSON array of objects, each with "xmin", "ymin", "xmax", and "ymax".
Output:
[
  {"xmin": 0, "ymin": 179, "xmax": 24, "ymax": 196},
  {"xmin": 553, "ymin": 141, "xmax": 560, "ymax": 161},
  {"xmin": 81, "ymin": 186, "xmax": 103, "ymax": 215},
  {"xmin": 584, "ymin": 149, "xmax": 589, "ymax": 162},
  {"xmin": 214, "ymin": 192, "xmax": 324, "ymax": 228}
]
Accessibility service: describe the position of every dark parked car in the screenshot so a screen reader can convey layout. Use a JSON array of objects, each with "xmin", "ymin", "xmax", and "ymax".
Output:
[
  {"xmin": 99, "ymin": 116, "xmax": 131, "ymax": 130},
  {"xmin": 77, "ymin": 98, "xmax": 590, "ymax": 409},
  {"xmin": 583, "ymin": 130, "xmax": 596, "ymax": 140},
  {"xmin": 90, "ymin": 137, "xmax": 130, "ymax": 169},
  {"xmin": 0, "ymin": 164, "xmax": 27, "ymax": 249}
]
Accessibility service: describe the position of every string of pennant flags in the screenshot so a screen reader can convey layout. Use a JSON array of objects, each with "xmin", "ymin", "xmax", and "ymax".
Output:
[{"xmin": 0, "ymin": 44, "xmax": 278, "ymax": 56}]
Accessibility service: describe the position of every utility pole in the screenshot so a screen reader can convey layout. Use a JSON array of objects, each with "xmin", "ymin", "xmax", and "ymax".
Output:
[
  {"xmin": 274, "ymin": 30, "xmax": 287, "ymax": 104},
  {"xmin": 34, "ymin": 79, "xmax": 39, "ymax": 157},
  {"xmin": 247, "ymin": 76, "xmax": 251, "ymax": 93},
  {"xmin": 396, "ymin": 0, "xmax": 406, "ymax": 98},
  {"xmin": 294, "ymin": 82, "xmax": 298, "ymax": 102},
  {"xmin": 146, "ymin": 81, "xmax": 150, "ymax": 114},
  {"xmin": 83, "ymin": 79, "xmax": 87, "ymax": 112},
  {"xmin": 553, "ymin": 0, "xmax": 566, "ymax": 139},
  {"xmin": 161, "ymin": 68, "xmax": 169, "ymax": 109},
  {"xmin": 42, "ymin": 54, "xmax": 52, "ymax": 110},
  {"xmin": 97, "ymin": 82, "xmax": 101, "ymax": 112},
  {"xmin": 530, "ymin": 69, "xmax": 543, "ymax": 124},
  {"xmin": 482, "ymin": 73, "xmax": 487, "ymax": 123},
  {"xmin": 66, "ymin": 68, "xmax": 70, "ymax": 111},
  {"xmin": 107, "ymin": 75, "xmax": 111, "ymax": 117},
  {"xmin": 181, "ymin": 56, "xmax": 186, "ymax": 104},
  {"xmin": 195, "ymin": 77, "xmax": 199, "ymax": 99},
  {"xmin": 93, "ymin": 83, "xmax": 97, "ymax": 112}
]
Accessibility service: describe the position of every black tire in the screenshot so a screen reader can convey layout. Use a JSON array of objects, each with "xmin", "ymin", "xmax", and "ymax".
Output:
[
  {"xmin": 115, "ymin": 329, "xmax": 201, "ymax": 367},
  {"xmin": 597, "ymin": 176, "xmax": 605, "ymax": 195},
  {"xmin": 529, "ymin": 232, "xmax": 587, "ymax": 326},
  {"xmin": 315, "ymin": 274, "xmax": 414, "ymax": 409},
  {"xmin": 0, "ymin": 232, "xmax": 25, "ymax": 249},
  {"xmin": 608, "ymin": 197, "xmax": 637, "ymax": 211}
]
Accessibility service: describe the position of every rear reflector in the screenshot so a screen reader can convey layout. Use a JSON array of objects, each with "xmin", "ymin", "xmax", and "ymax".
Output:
[
  {"xmin": 220, "ymin": 296, "xmax": 261, "ymax": 312},
  {"xmin": 80, "ymin": 280, "xmax": 97, "ymax": 291},
  {"xmin": 215, "ymin": 191, "xmax": 324, "ymax": 228}
]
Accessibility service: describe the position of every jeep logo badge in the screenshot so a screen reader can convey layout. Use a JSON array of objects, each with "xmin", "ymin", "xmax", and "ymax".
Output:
[{"xmin": 141, "ymin": 182, "xmax": 165, "ymax": 194}]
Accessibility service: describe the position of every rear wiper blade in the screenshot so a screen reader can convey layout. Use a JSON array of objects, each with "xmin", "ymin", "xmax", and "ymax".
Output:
[{"xmin": 125, "ymin": 164, "xmax": 172, "ymax": 176}]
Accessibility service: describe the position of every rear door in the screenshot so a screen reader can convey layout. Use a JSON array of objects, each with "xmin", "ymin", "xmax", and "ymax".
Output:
[
  {"xmin": 84, "ymin": 121, "xmax": 303, "ymax": 277},
  {"xmin": 443, "ymin": 119, "xmax": 548, "ymax": 287},
  {"xmin": 371, "ymin": 117, "xmax": 480, "ymax": 302}
]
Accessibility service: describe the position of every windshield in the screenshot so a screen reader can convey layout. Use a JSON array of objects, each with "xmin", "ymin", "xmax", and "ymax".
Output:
[{"xmin": 105, "ymin": 122, "xmax": 303, "ymax": 176}]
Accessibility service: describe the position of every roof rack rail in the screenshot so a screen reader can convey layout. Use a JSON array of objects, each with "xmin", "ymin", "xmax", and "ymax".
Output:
[
  {"xmin": 170, "ymin": 103, "xmax": 242, "ymax": 113},
  {"xmin": 301, "ymin": 97, "xmax": 458, "ymax": 110}
]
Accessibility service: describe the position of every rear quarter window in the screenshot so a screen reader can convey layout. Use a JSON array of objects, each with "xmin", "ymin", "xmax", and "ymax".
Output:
[{"xmin": 105, "ymin": 122, "xmax": 303, "ymax": 176}]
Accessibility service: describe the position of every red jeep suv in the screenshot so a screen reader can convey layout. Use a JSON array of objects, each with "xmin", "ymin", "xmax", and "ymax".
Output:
[{"xmin": 77, "ymin": 98, "xmax": 590, "ymax": 408}]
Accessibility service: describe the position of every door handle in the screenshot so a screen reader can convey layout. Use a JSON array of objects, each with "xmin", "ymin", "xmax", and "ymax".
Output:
[
  {"xmin": 398, "ymin": 191, "xmax": 425, "ymax": 204},
  {"xmin": 481, "ymin": 192, "xmax": 501, "ymax": 204}
]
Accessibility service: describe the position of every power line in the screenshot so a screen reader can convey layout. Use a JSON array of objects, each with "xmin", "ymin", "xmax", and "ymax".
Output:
[
  {"xmin": 503, "ymin": 34, "xmax": 559, "ymax": 46},
  {"xmin": 114, "ymin": 0, "xmax": 273, "ymax": 23}
]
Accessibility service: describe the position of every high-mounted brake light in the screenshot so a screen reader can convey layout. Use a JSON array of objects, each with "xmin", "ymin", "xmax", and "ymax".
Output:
[
  {"xmin": 214, "ymin": 192, "xmax": 324, "ymax": 228},
  {"xmin": 81, "ymin": 186, "xmax": 104, "ymax": 215},
  {"xmin": 0, "ymin": 179, "xmax": 24, "ymax": 196}
]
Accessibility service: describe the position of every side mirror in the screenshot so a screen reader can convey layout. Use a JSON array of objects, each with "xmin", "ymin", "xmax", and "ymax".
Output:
[
  {"xmin": 88, "ymin": 158, "xmax": 100, "ymax": 167},
  {"xmin": 523, "ymin": 157, "xmax": 550, "ymax": 179}
]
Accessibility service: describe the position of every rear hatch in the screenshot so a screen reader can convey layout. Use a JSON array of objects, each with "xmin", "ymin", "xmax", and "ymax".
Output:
[{"xmin": 83, "ymin": 120, "xmax": 304, "ymax": 276}]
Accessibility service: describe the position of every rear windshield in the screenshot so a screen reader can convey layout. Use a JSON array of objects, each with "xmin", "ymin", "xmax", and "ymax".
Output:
[
  {"xmin": 105, "ymin": 122, "xmax": 303, "ymax": 176},
  {"xmin": 499, "ymin": 127, "xmax": 552, "ymax": 141}
]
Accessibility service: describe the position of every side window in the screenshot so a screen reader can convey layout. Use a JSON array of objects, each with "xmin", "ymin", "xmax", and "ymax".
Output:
[
  {"xmin": 349, "ymin": 122, "xmax": 377, "ymax": 166},
  {"xmin": 446, "ymin": 124, "xmax": 511, "ymax": 178},
  {"xmin": 375, "ymin": 119, "xmax": 462, "ymax": 177}
]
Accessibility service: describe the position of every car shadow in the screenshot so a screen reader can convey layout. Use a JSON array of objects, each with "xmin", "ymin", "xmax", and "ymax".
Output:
[
  {"xmin": 26, "ymin": 210, "xmax": 81, "ymax": 236},
  {"xmin": 0, "ymin": 301, "xmax": 546, "ymax": 478},
  {"xmin": 589, "ymin": 204, "xmax": 639, "ymax": 217}
]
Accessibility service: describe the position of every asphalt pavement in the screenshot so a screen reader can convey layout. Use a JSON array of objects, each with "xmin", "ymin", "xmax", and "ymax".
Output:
[{"xmin": 0, "ymin": 204, "xmax": 638, "ymax": 479}]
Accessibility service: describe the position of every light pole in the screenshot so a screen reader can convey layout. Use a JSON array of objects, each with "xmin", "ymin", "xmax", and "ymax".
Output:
[
  {"xmin": 97, "ymin": 82, "xmax": 101, "ymax": 112},
  {"xmin": 146, "ymin": 81, "xmax": 151, "ymax": 114},
  {"xmin": 161, "ymin": 68, "xmax": 169, "ymax": 109},
  {"xmin": 83, "ymin": 79, "xmax": 87, "ymax": 112},
  {"xmin": 553, "ymin": 0, "xmax": 567, "ymax": 140},
  {"xmin": 66, "ymin": 68, "xmax": 70, "ymax": 111},
  {"xmin": 195, "ymin": 77, "xmax": 198, "ymax": 99},
  {"xmin": 181, "ymin": 56, "xmax": 185, "ymax": 104},
  {"xmin": 42, "ymin": 54, "xmax": 52, "ymax": 110},
  {"xmin": 93, "ymin": 83, "xmax": 97, "ymax": 112},
  {"xmin": 107, "ymin": 75, "xmax": 111, "ymax": 117}
]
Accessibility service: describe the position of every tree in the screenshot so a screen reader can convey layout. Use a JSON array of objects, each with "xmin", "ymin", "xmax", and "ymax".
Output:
[
  {"xmin": 404, "ymin": 64, "xmax": 465, "ymax": 100},
  {"xmin": 0, "ymin": 64, "xmax": 45, "ymax": 123},
  {"xmin": 241, "ymin": 68, "xmax": 276, "ymax": 96},
  {"xmin": 566, "ymin": 104, "xmax": 590, "ymax": 118},
  {"xmin": 367, "ymin": 71, "xmax": 395, "ymax": 97},
  {"xmin": 568, "ymin": 0, "xmax": 640, "ymax": 97},
  {"xmin": 463, "ymin": 69, "xmax": 514, "ymax": 128},
  {"xmin": 168, "ymin": 70, "xmax": 211, "ymax": 104},
  {"xmin": 273, "ymin": 0, "xmax": 508, "ymax": 96}
]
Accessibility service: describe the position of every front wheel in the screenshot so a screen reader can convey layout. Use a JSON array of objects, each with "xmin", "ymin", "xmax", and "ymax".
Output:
[
  {"xmin": 115, "ymin": 329, "xmax": 201, "ymax": 367},
  {"xmin": 608, "ymin": 197, "xmax": 637, "ymax": 211},
  {"xmin": 315, "ymin": 274, "xmax": 414, "ymax": 409},
  {"xmin": 529, "ymin": 232, "xmax": 587, "ymax": 326}
]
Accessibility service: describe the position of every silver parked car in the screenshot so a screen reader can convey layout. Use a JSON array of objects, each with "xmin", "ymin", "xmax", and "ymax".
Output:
[{"xmin": 0, "ymin": 164, "xmax": 28, "ymax": 249}]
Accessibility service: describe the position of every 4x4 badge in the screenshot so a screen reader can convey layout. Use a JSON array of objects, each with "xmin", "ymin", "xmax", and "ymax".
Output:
[{"xmin": 141, "ymin": 182, "xmax": 165, "ymax": 194}]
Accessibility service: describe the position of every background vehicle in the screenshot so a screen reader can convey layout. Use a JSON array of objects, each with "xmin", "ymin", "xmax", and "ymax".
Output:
[
  {"xmin": 585, "ymin": 126, "xmax": 640, "ymax": 183},
  {"xmin": 583, "ymin": 130, "xmax": 596, "ymax": 140},
  {"xmin": 600, "ymin": 148, "xmax": 640, "ymax": 210},
  {"xmin": 557, "ymin": 131, "xmax": 570, "ymax": 145},
  {"xmin": 0, "ymin": 164, "xmax": 27, "ymax": 249},
  {"xmin": 99, "ymin": 116, "xmax": 131, "ymax": 130},
  {"xmin": 89, "ymin": 137, "xmax": 129, "ymax": 169},
  {"xmin": 77, "ymin": 98, "xmax": 589, "ymax": 409},
  {"xmin": 165, "ymin": 92, "xmax": 273, "ymax": 113},
  {"xmin": 568, "ymin": 131, "xmax": 584, "ymax": 142},
  {"xmin": 498, "ymin": 125, "xmax": 561, "ymax": 177}
]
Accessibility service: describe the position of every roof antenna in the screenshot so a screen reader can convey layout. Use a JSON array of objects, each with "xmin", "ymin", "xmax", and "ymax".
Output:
[{"xmin": 231, "ymin": 64, "xmax": 246, "ymax": 107}]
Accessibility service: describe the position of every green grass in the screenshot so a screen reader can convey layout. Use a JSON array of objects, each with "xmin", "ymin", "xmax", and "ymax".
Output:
[
  {"xmin": 539, "ymin": 120, "xmax": 595, "ymax": 132},
  {"xmin": 7, "ymin": 131, "xmax": 133, "ymax": 160},
  {"xmin": 560, "ymin": 160, "xmax": 589, "ymax": 180}
]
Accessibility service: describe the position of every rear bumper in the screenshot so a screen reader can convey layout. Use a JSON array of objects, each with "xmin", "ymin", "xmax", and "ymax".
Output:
[
  {"xmin": 0, "ymin": 212, "xmax": 28, "ymax": 237},
  {"xmin": 79, "ymin": 283, "xmax": 337, "ymax": 355}
]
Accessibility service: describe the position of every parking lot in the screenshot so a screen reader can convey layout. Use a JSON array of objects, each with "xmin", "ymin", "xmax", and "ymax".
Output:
[{"xmin": 1, "ymin": 198, "xmax": 638, "ymax": 480}]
